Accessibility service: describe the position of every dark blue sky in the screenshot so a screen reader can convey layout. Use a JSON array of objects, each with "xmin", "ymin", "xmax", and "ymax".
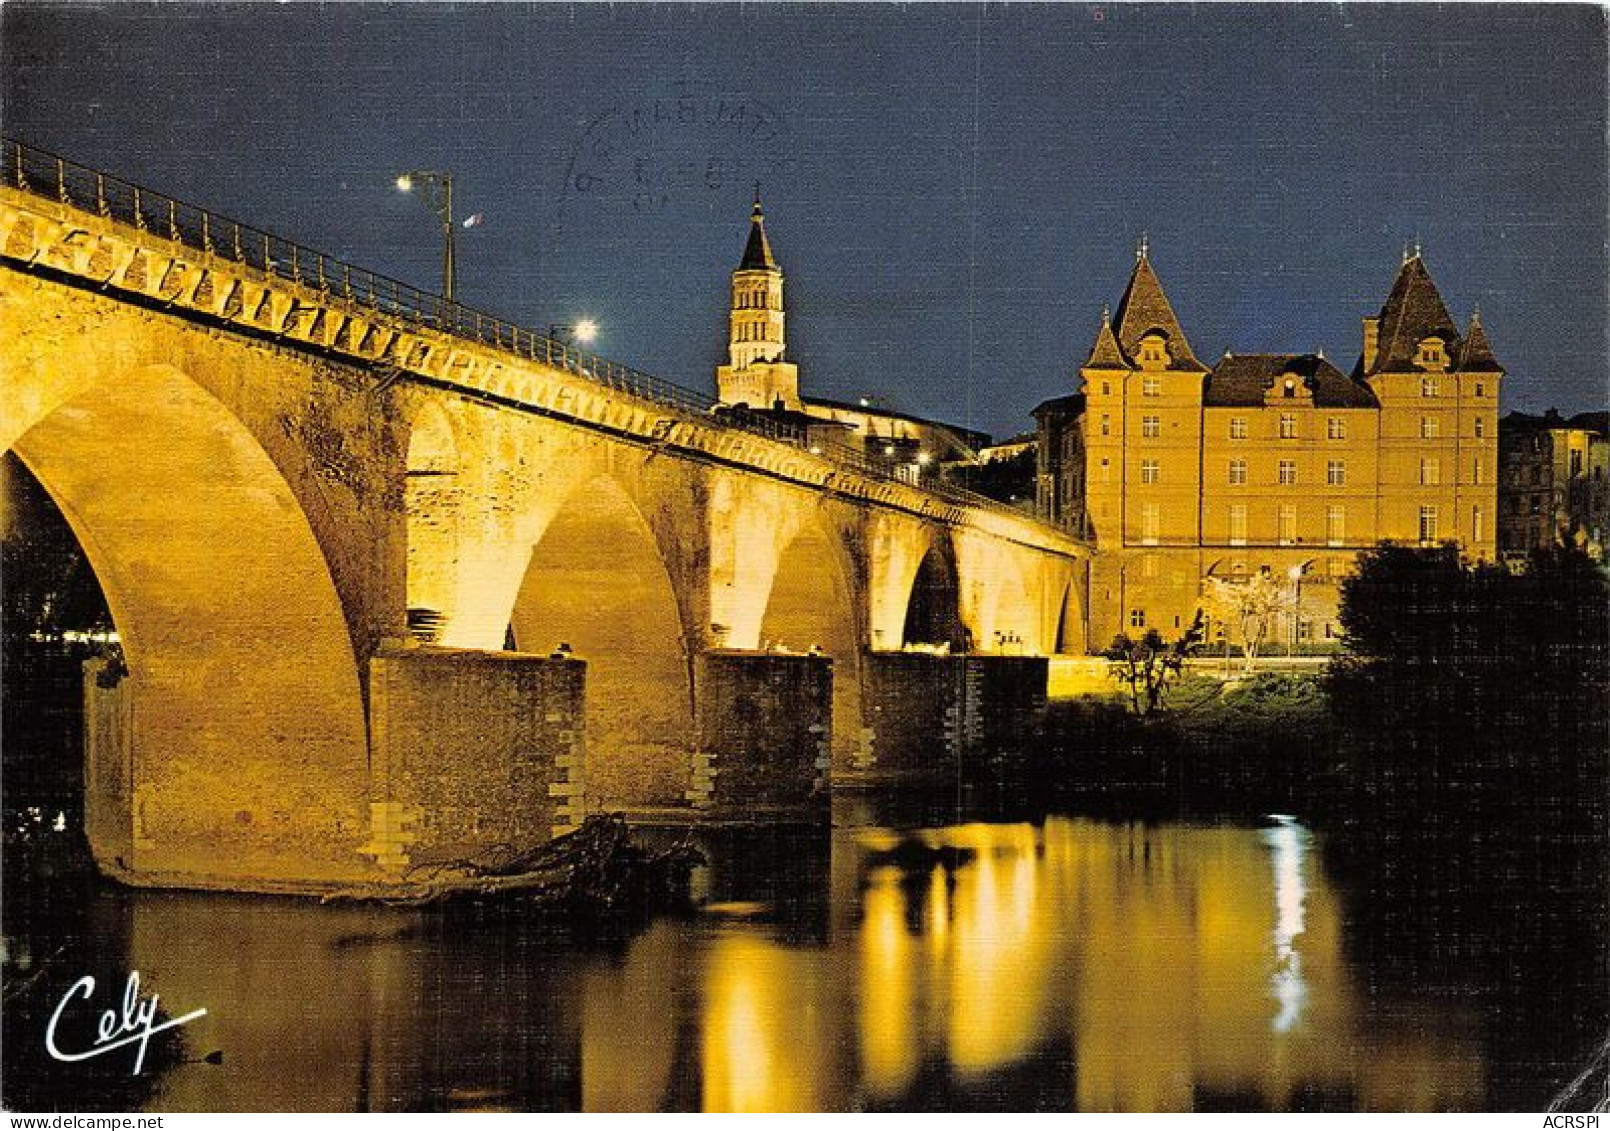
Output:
[{"xmin": 5, "ymin": 3, "xmax": 1605, "ymax": 438}]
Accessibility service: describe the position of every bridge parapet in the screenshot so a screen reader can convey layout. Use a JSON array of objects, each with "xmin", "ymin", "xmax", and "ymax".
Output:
[{"xmin": 0, "ymin": 138, "xmax": 1086, "ymax": 559}]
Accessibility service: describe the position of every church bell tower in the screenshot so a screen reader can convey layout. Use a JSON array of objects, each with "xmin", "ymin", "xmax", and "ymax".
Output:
[{"xmin": 715, "ymin": 194, "xmax": 801, "ymax": 411}]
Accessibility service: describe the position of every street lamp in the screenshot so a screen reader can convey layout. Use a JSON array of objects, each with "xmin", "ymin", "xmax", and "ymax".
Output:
[
  {"xmin": 395, "ymin": 170, "xmax": 455, "ymax": 302},
  {"xmin": 548, "ymin": 320, "xmax": 598, "ymax": 347}
]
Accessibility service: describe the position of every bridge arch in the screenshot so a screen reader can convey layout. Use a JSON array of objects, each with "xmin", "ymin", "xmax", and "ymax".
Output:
[
  {"xmin": 507, "ymin": 473, "xmax": 694, "ymax": 812},
  {"xmin": 8, "ymin": 363, "xmax": 370, "ymax": 883},
  {"xmin": 759, "ymin": 514, "xmax": 866, "ymax": 761},
  {"xmin": 404, "ymin": 399, "xmax": 462, "ymax": 643},
  {"xmin": 900, "ymin": 538, "xmax": 966, "ymax": 651}
]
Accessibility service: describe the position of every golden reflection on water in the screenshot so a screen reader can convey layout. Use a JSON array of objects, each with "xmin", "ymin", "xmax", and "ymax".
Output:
[
  {"xmin": 675, "ymin": 818, "xmax": 1482, "ymax": 1112},
  {"xmin": 106, "ymin": 818, "xmax": 1484, "ymax": 1112}
]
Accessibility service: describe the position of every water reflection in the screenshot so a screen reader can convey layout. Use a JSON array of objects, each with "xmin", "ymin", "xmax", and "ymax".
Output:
[
  {"xmin": 1264, "ymin": 816, "xmax": 1309, "ymax": 1033},
  {"xmin": 5, "ymin": 816, "xmax": 1514, "ymax": 1111}
]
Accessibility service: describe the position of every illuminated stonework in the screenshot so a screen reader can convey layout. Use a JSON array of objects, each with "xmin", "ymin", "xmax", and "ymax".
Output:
[
  {"xmin": 1037, "ymin": 245, "xmax": 1502, "ymax": 648},
  {"xmin": 0, "ymin": 178, "xmax": 1086, "ymax": 891}
]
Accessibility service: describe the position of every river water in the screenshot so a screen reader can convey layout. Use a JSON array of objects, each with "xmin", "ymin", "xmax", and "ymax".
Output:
[{"xmin": 2, "ymin": 797, "xmax": 1603, "ymax": 1112}]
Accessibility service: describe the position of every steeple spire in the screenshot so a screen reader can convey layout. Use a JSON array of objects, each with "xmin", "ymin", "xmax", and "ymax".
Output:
[{"xmin": 739, "ymin": 192, "xmax": 777, "ymax": 271}]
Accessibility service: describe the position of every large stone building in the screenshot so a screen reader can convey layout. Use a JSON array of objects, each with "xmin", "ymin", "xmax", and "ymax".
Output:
[
  {"xmin": 1037, "ymin": 245, "xmax": 1502, "ymax": 650},
  {"xmin": 713, "ymin": 198, "xmax": 989, "ymax": 481},
  {"xmin": 1497, "ymin": 409, "xmax": 1609, "ymax": 561}
]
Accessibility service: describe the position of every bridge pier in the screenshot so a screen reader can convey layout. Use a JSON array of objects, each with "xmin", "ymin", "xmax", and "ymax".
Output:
[
  {"xmin": 690, "ymin": 651, "xmax": 832, "ymax": 822},
  {"xmin": 361, "ymin": 643, "xmax": 586, "ymax": 874},
  {"xmin": 851, "ymin": 652, "xmax": 1051, "ymax": 786}
]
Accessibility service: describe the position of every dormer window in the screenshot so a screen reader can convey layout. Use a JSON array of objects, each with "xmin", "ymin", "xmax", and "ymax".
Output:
[
  {"xmin": 1282, "ymin": 379, "xmax": 1296, "ymax": 398},
  {"xmin": 1416, "ymin": 338, "xmax": 1448, "ymax": 373},
  {"xmin": 1421, "ymin": 375, "xmax": 1440, "ymax": 397},
  {"xmin": 1137, "ymin": 332, "xmax": 1170, "ymax": 372}
]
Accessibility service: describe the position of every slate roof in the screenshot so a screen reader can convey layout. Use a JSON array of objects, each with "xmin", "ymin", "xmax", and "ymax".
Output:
[
  {"xmin": 1084, "ymin": 312, "xmax": 1128, "ymax": 369},
  {"xmin": 1109, "ymin": 253, "xmax": 1206, "ymax": 372},
  {"xmin": 1457, "ymin": 313, "xmax": 1504, "ymax": 373},
  {"xmin": 1205, "ymin": 354, "xmax": 1379, "ymax": 409},
  {"xmin": 1368, "ymin": 254, "xmax": 1464, "ymax": 374},
  {"xmin": 1032, "ymin": 392, "xmax": 1085, "ymax": 420}
]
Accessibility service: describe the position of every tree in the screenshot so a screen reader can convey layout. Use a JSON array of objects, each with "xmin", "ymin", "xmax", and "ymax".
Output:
[
  {"xmin": 1201, "ymin": 572, "xmax": 1295, "ymax": 672},
  {"xmin": 1105, "ymin": 610, "xmax": 1205, "ymax": 716},
  {"xmin": 1326, "ymin": 541, "xmax": 1609, "ymax": 832}
]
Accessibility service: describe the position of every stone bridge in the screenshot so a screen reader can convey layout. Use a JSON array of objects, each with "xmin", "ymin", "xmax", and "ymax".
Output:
[{"xmin": 1, "ymin": 141, "xmax": 1089, "ymax": 892}]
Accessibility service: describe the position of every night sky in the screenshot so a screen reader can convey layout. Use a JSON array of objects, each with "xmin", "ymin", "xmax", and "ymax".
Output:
[{"xmin": 4, "ymin": 3, "xmax": 1605, "ymax": 439}]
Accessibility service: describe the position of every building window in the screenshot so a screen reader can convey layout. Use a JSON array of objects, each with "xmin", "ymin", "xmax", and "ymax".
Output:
[
  {"xmin": 1473, "ymin": 506, "xmax": 1484, "ymax": 545},
  {"xmin": 1230, "ymin": 417, "xmax": 1248, "ymax": 440},
  {"xmin": 1327, "ymin": 505, "xmax": 1345, "ymax": 546},
  {"xmin": 1141, "ymin": 459, "xmax": 1161, "ymax": 484},
  {"xmin": 1101, "ymin": 381, "xmax": 1111, "ymax": 396},
  {"xmin": 1421, "ymin": 416, "xmax": 1439, "ymax": 440},
  {"xmin": 1229, "ymin": 458, "xmax": 1247, "ymax": 486},
  {"xmin": 1099, "ymin": 458, "xmax": 1110, "ymax": 483},
  {"xmin": 1421, "ymin": 374, "xmax": 1440, "ymax": 396},
  {"xmin": 1229, "ymin": 504, "xmax": 1248, "ymax": 546},
  {"xmin": 1420, "ymin": 457, "xmax": 1440, "ymax": 486},
  {"xmin": 1279, "ymin": 414, "xmax": 1297, "ymax": 439},
  {"xmin": 1278, "ymin": 460, "xmax": 1297, "ymax": 486},
  {"xmin": 1141, "ymin": 503, "xmax": 1160, "ymax": 544},
  {"xmin": 1142, "ymin": 555, "xmax": 1160, "ymax": 578},
  {"xmin": 1327, "ymin": 417, "xmax": 1346, "ymax": 440},
  {"xmin": 1142, "ymin": 376, "xmax": 1161, "ymax": 397},
  {"xmin": 1475, "ymin": 416, "xmax": 1485, "ymax": 438},
  {"xmin": 1326, "ymin": 459, "xmax": 1345, "ymax": 486},
  {"xmin": 1141, "ymin": 415, "xmax": 1161, "ymax": 438},
  {"xmin": 1129, "ymin": 608, "xmax": 1146, "ymax": 629},
  {"xmin": 1475, "ymin": 382, "xmax": 1486, "ymax": 397},
  {"xmin": 1473, "ymin": 457, "xmax": 1483, "ymax": 485},
  {"xmin": 1100, "ymin": 414, "xmax": 1111, "ymax": 436},
  {"xmin": 1278, "ymin": 505, "xmax": 1297, "ymax": 545},
  {"xmin": 1419, "ymin": 505, "xmax": 1439, "ymax": 544}
]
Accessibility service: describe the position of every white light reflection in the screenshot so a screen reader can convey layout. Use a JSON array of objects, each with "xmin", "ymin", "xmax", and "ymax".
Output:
[{"xmin": 1262, "ymin": 814, "xmax": 1310, "ymax": 1033}]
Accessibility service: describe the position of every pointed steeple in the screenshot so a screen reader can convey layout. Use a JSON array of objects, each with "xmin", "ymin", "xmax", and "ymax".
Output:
[
  {"xmin": 1085, "ymin": 305, "xmax": 1128, "ymax": 369},
  {"xmin": 1458, "ymin": 308, "xmax": 1504, "ymax": 373},
  {"xmin": 1368, "ymin": 252, "xmax": 1462, "ymax": 374},
  {"xmin": 1110, "ymin": 245, "xmax": 1205, "ymax": 372},
  {"xmin": 739, "ymin": 192, "xmax": 777, "ymax": 271}
]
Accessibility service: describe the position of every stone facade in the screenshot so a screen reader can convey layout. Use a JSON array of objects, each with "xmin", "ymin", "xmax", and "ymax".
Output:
[
  {"xmin": 1497, "ymin": 410, "xmax": 1610, "ymax": 561},
  {"xmin": 1037, "ymin": 247, "xmax": 1502, "ymax": 649}
]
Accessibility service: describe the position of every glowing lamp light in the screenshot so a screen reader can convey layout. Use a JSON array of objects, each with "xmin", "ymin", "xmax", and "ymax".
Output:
[
  {"xmin": 1288, "ymin": 566, "xmax": 1304, "ymax": 580},
  {"xmin": 395, "ymin": 174, "xmax": 414, "ymax": 193},
  {"xmin": 573, "ymin": 319, "xmax": 599, "ymax": 345},
  {"xmin": 883, "ymin": 445, "xmax": 896, "ymax": 456},
  {"xmin": 917, "ymin": 452, "xmax": 932, "ymax": 466}
]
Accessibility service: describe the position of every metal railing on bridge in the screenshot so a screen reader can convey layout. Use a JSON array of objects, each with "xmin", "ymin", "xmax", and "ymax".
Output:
[{"xmin": 2, "ymin": 136, "xmax": 1062, "ymax": 530}]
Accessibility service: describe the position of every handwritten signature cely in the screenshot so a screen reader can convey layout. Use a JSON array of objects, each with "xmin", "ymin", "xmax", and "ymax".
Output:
[{"xmin": 46, "ymin": 971, "xmax": 207, "ymax": 1074}]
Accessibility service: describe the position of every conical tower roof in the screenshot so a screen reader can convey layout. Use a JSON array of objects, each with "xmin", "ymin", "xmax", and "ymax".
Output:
[
  {"xmin": 1085, "ymin": 306, "xmax": 1128, "ymax": 368},
  {"xmin": 1110, "ymin": 245, "xmax": 1205, "ymax": 372},
  {"xmin": 1457, "ymin": 310, "xmax": 1504, "ymax": 373},
  {"xmin": 1368, "ymin": 252, "xmax": 1463, "ymax": 374},
  {"xmin": 739, "ymin": 196, "xmax": 777, "ymax": 271}
]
